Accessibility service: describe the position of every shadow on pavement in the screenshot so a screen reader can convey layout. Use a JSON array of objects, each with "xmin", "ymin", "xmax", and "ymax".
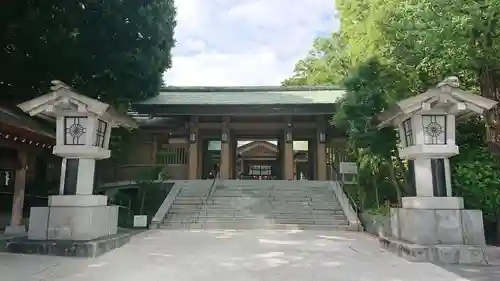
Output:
[{"xmin": 440, "ymin": 264, "xmax": 500, "ymax": 281}]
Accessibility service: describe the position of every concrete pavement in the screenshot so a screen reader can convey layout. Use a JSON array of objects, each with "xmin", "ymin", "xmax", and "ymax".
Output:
[{"xmin": 0, "ymin": 229, "xmax": 488, "ymax": 281}]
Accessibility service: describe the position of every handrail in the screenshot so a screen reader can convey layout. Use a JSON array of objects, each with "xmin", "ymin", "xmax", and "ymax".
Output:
[
  {"xmin": 203, "ymin": 173, "xmax": 219, "ymax": 218},
  {"xmin": 338, "ymin": 178, "xmax": 360, "ymax": 214},
  {"xmin": 331, "ymin": 167, "xmax": 360, "ymax": 213},
  {"xmin": 206, "ymin": 173, "xmax": 218, "ymax": 200},
  {"xmin": 331, "ymin": 166, "xmax": 363, "ymax": 232}
]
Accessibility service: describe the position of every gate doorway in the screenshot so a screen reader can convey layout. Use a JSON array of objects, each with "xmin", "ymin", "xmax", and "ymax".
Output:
[{"xmin": 236, "ymin": 139, "xmax": 280, "ymax": 180}]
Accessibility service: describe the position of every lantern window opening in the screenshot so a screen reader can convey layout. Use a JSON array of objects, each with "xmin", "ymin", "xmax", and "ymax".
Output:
[
  {"xmin": 422, "ymin": 115, "xmax": 447, "ymax": 145},
  {"xmin": 64, "ymin": 116, "xmax": 87, "ymax": 145},
  {"xmin": 402, "ymin": 118, "xmax": 413, "ymax": 147},
  {"xmin": 95, "ymin": 119, "xmax": 107, "ymax": 148}
]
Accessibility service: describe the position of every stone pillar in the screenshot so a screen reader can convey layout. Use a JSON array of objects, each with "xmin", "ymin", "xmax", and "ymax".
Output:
[
  {"xmin": 413, "ymin": 158, "xmax": 434, "ymax": 196},
  {"xmin": 4, "ymin": 150, "xmax": 28, "ymax": 234},
  {"xmin": 316, "ymin": 138, "xmax": 327, "ymax": 181},
  {"xmin": 76, "ymin": 159, "xmax": 96, "ymax": 194},
  {"xmin": 283, "ymin": 129, "xmax": 294, "ymax": 180}
]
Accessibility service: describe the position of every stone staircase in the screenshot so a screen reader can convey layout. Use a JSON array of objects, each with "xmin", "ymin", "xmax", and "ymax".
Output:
[{"xmin": 158, "ymin": 180, "xmax": 359, "ymax": 230}]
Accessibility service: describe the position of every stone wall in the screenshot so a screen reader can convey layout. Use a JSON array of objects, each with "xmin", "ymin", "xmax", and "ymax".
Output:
[{"xmin": 359, "ymin": 212, "xmax": 391, "ymax": 238}]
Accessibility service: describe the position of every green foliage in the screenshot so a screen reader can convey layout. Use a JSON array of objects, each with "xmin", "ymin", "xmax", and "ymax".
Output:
[
  {"xmin": 452, "ymin": 118, "xmax": 500, "ymax": 222},
  {"xmin": 333, "ymin": 58, "xmax": 410, "ymax": 206},
  {"xmin": 367, "ymin": 201, "xmax": 395, "ymax": 216},
  {"xmin": 0, "ymin": 0, "xmax": 176, "ymax": 106},
  {"xmin": 334, "ymin": 58, "xmax": 404, "ymax": 156},
  {"xmin": 111, "ymin": 165, "xmax": 172, "ymax": 228},
  {"xmin": 135, "ymin": 163, "xmax": 169, "ymax": 215},
  {"xmin": 282, "ymin": 34, "xmax": 350, "ymax": 85},
  {"xmin": 285, "ymin": 0, "xmax": 500, "ymax": 219}
]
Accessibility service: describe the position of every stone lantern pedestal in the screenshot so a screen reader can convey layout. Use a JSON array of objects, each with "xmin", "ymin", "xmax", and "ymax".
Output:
[
  {"xmin": 377, "ymin": 77, "xmax": 500, "ymax": 264},
  {"xmin": 17, "ymin": 80, "xmax": 137, "ymax": 242}
]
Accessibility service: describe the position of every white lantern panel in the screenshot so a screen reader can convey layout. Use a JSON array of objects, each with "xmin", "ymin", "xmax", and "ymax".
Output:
[
  {"xmin": 94, "ymin": 119, "xmax": 108, "ymax": 148},
  {"xmin": 402, "ymin": 118, "xmax": 414, "ymax": 147},
  {"xmin": 64, "ymin": 116, "xmax": 87, "ymax": 145},
  {"xmin": 422, "ymin": 115, "xmax": 446, "ymax": 145}
]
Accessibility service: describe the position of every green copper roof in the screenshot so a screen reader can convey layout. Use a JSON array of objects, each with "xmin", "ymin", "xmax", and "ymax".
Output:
[{"xmin": 139, "ymin": 86, "xmax": 345, "ymax": 105}]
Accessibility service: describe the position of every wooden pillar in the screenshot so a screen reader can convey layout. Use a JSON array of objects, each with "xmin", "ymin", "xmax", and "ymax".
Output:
[
  {"xmin": 283, "ymin": 129, "xmax": 294, "ymax": 180},
  {"xmin": 151, "ymin": 134, "xmax": 158, "ymax": 164},
  {"xmin": 219, "ymin": 117, "xmax": 231, "ymax": 179},
  {"xmin": 198, "ymin": 135, "xmax": 204, "ymax": 179},
  {"xmin": 5, "ymin": 150, "xmax": 28, "ymax": 234},
  {"xmin": 230, "ymin": 135, "xmax": 237, "ymax": 179},
  {"xmin": 316, "ymin": 117, "xmax": 328, "ymax": 181},
  {"xmin": 188, "ymin": 117, "xmax": 199, "ymax": 180},
  {"xmin": 240, "ymin": 157, "xmax": 245, "ymax": 176},
  {"xmin": 317, "ymin": 133, "xmax": 327, "ymax": 181}
]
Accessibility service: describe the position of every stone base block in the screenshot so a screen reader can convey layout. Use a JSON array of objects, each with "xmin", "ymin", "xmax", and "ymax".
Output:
[
  {"xmin": 49, "ymin": 195, "xmax": 108, "ymax": 207},
  {"xmin": 402, "ymin": 197, "xmax": 464, "ymax": 209},
  {"xmin": 379, "ymin": 236, "xmax": 500, "ymax": 265},
  {"xmin": 390, "ymin": 207, "xmax": 485, "ymax": 245},
  {"xmin": 28, "ymin": 205, "xmax": 118, "ymax": 241},
  {"xmin": 4, "ymin": 224, "xmax": 26, "ymax": 235},
  {"xmin": 5, "ymin": 230, "xmax": 138, "ymax": 258}
]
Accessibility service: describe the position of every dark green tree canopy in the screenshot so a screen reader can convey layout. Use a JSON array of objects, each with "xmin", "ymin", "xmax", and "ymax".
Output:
[{"xmin": 0, "ymin": 0, "xmax": 176, "ymax": 105}]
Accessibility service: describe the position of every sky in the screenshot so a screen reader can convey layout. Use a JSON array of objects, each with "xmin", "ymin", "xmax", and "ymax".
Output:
[{"xmin": 163, "ymin": 0, "xmax": 340, "ymax": 86}]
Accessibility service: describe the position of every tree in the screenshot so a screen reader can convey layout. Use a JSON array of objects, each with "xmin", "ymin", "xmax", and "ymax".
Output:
[
  {"xmin": 282, "ymin": 34, "xmax": 350, "ymax": 86},
  {"xmin": 286, "ymin": 0, "xmax": 500, "ymax": 220},
  {"xmin": 333, "ymin": 58, "xmax": 410, "ymax": 204},
  {"xmin": 135, "ymin": 165, "xmax": 167, "ymax": 215},
  {"xmin": 0, "ymin": 0, "xmax": 176, "ymax": 106},
  {"xmin": 379, "ymin": 0, "xmax": 500, "ymax": 147},
  {"xmin": 452, "ymin": 118, "xmax": 500, "ymax": 223}
]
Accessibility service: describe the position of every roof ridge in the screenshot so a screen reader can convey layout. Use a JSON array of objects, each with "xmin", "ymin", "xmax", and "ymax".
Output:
[{"xmin": 159, "ymin": 85, "xmax": 344, "ymax": 92}]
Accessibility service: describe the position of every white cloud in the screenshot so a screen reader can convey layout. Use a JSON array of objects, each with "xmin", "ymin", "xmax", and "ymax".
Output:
[
  {"xmin": 164, "ymin": 0, "xmax": 339, "ymax": 86},
  {"xmin": 168, "ymin": 51, "xmax": 289, "ymax": 86}
]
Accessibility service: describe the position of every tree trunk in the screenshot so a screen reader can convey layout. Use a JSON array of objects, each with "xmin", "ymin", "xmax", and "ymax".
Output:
[
  {"xmin": 373, "ymin": 175, "xmax": 380, "ymax": 208},
  {"xmin": 387, "ymin": 163, "xmax": 402, "ymax": 206},
  {"xmin": 479, "ymin": 67, "xmax": 500, "ymax": 152}
]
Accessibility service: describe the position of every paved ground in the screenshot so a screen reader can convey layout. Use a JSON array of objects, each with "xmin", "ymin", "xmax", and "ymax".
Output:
[{"xmin": 0, "ymin": 229, "xmax": 494, "ymax": 281}]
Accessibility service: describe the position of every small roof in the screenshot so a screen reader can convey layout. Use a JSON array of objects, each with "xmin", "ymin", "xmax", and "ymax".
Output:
[
  {"xmin": 139, "ymin": 85, "xmax": 345, "ymax": 105},
  {"xmin": 238, "ymin": 140, "xmax": 277, "ymax": 155},
  {"xmin": 378, "ymin": 76, "xmax": 498, "ymax": 128},
  {"xmin": 0, "ymin": 106, "xmax": 55, "ymax": 139},
  {"xmin": 17, "ymin": 80, "xmax": 138, "ymax": 129}
]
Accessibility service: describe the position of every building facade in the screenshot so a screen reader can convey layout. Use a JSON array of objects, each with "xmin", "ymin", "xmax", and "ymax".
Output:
[
  {"xmin": 0, "ymin": 105, "xmax": 59, "ymax": 231},
  {"xmin": 99, "ymin": 86, "xmax": 351, "ymax": 184}
]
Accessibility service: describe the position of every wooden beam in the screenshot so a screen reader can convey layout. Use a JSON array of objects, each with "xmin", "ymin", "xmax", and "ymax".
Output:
[{"xmin": 197, "ymin": 122, "xmax": 318, "ymax": 130}]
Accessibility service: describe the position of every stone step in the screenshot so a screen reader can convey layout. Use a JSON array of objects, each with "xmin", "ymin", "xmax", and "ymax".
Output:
[
  {"xmin": 193, "ymin": 213, "xmax": 347, "ymax": 220},
  {"xmin": 168, "ymin": 209, "xmax": 202, "ymax": 214},
  {"xmin": 160, "ymin": 181, "xmax": 353, "ymax": 231},
  {"xmin": 159, "ymin": 222, "xmax": 355, "ymax": 231},
  {"xmin": 187, "ymin": 217, "xmax": 348, "ymax": 224}
]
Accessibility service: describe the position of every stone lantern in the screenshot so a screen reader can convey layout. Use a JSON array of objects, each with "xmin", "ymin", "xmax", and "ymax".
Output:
[
  {"xmin": 377, "ymin": 77, "xmax": 497, "ymax": 262},
  {"xmin": 18, "ymin": 80, "xmax": 137, "ymax": 241}
]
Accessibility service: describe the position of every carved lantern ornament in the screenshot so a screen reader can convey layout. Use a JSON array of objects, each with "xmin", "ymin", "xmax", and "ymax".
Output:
[
  {"xmin": 377, "ymin": 76, "xmax": 498, "ymax": 159},
  {"xmin": 17, "ymin": 80, "xmax": 137, "ymax": 159}
]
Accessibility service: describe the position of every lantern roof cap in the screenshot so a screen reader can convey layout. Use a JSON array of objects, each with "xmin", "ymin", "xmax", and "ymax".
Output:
[
  {"xmin": 377, "ymin": 76, "xmax": 497, "ymax": 128},
  {"xmin": 17, "ymin": 80, "xmax": 137, "ymax": 129}
]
